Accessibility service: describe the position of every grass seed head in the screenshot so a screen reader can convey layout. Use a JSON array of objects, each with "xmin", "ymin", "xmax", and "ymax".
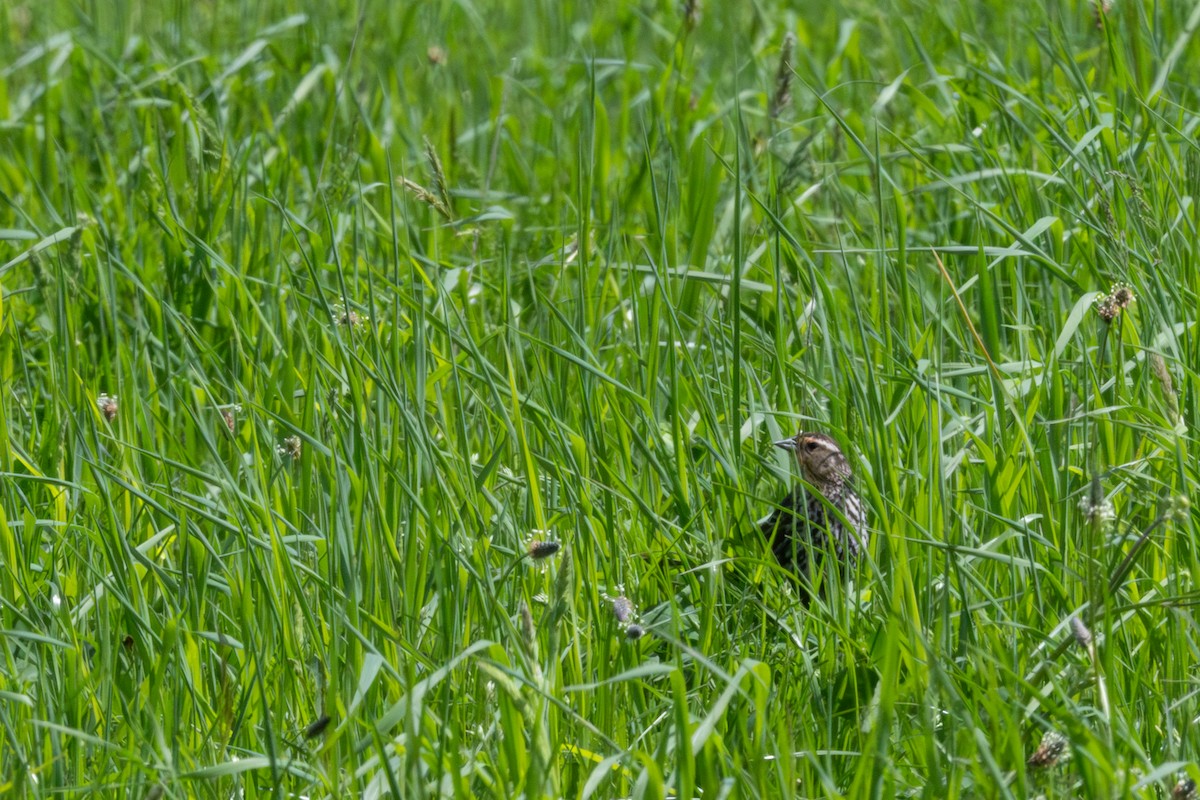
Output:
[
  {"xmin": 424, "ymin": 137, "xmax": 452, "ymax": 214},
  {"xmin": 1095, "ymin": 283, "xmax": 1134, "ymax": 323},
  {"xmin": 304, "ymin": 714, "xmax": 331, "ymax": 739},
  {"xmin": 1172, "ymin": 495, "xmax": 1191, "ymax": 522},
  {"xmin": 1150, "ymin": 354, "xmax": 1175, "ymax": 392},
  {"xmin": 770, "ymin": 33, "xmax": 796, "ymax": 118},
  {"xmin": 518, "ymin": 600, "xmax": 538, "ymax": 660},
  {"xmin": 1151, "ymin": 354, "xmax": 1180, "ymax": 420},
  {"xmin": 1099, "ymin": 196, "xmax": 1116, "ymax": 230},
  {"xmin": 625, "ymin": 624, "xmax": 645, "ymax": 641},
  {"xmin": 333, "ymin": 305, "xmax": 366, "ymax": 328},
  {"xmin": 1078, "ymin": 492, "xmax": 1115, "ymax": 525},
  {"xmin": 1027, "ymin": 729, "xmax": 1069, "ymax": 768},
  {"xmin": 527, "ymin": 539, "xmax": 561, "ymax": 561},
  {"xmin": 400, "ymin": 177, "xmax": 453, "ymax": 220},
  {"xmin": 681, "ymin": 0, "xmax": 701, "ymax": 30},
  {"xmin": 1070, "ymin": 616, "xmax": 1093, "ymax": 648},
  {"xmin": 609, "ymin": 595, "xmax": 636, "ymax": 624},
  {"xmin": 97, "ymin": 394, "xmax": 118, "ymax": 421},
  {"xmin": 552, "ymin": 545, "xmax": 572, "ymax": 609},
  {"xmin": 220, "ymin": 404, "xmax": 241, "ymax": 433},
  {"xmin": 279, "ymin": 436, "xmax": 302, "ymax": 460},
  {"xmin": 1110, "ymin": 282, "xmax": 1134, "ymax": 308}
]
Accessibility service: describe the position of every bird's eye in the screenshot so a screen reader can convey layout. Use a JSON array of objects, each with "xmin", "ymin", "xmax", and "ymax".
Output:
[{"xmin": 803, "ymin": 440, "xmax": 819, "ymax": 452}]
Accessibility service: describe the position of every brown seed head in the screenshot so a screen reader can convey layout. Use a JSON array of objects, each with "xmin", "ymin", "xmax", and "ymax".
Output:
[
  {"xmin": 1110, "ymin": 283, "xmax": 1134, "ymax": 309},
  {"xmin": 280, "ymin": 436, "xmax": 302, "ymax": 460},
  {"xmin": 97, "ymin": 394, "xmax": 118, "ymax": 422},
  {"xmin": 304, "ymin": 714, "xmax": 332, "ymax": 739},
  {"xmin": 220, "ymin": 404, "xmax": 241, "ymax": 433},
  {"xmin": 528, "ymin": 539, "xmax": 561, "ymax": 561},
  {"xmin": 1027, "ymin": 729, "xmax": 1069, "ymax": 768},
  {"xmin": 770, "ymin": 33, "xmax": 796, "ymax": 118}
]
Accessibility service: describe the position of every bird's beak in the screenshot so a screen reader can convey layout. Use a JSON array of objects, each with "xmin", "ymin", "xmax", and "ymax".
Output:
[{"xmin": 773, "ymin": 438, "xmax": 797, "ymax": 451}]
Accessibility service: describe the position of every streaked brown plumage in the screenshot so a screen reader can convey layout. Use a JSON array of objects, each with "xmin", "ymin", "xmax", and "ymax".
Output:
[{"xmin": 759, "ymin": 431, "xmax": 866, "ymax": 603}]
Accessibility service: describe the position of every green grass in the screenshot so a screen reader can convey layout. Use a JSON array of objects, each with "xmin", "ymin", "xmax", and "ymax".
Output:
[{"xmin": 1, "ymin": 0, "xmax": 1198, "ymax": 797}]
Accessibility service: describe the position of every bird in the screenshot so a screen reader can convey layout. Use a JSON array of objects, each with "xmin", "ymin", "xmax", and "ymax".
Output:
[{"xmin": 759, "ymin": 430, "xmax": 867, "ymax": 603}]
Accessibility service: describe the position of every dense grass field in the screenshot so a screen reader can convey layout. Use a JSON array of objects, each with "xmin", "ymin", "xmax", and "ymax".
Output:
[{"xmin": 2, "ymin": 0, "xmax": 1199, "ymax": 797}]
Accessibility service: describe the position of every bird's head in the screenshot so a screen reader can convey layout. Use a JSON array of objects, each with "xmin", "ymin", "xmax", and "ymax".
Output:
[{"xmin": 774, "ymin": 431, "xmax": 851, "ymax": 487}]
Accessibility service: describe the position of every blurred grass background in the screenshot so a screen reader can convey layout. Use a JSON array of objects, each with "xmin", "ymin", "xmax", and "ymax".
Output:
[{"xmin": 0, "ymin": 0, "xmax": 1198, "ymax": 796}]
